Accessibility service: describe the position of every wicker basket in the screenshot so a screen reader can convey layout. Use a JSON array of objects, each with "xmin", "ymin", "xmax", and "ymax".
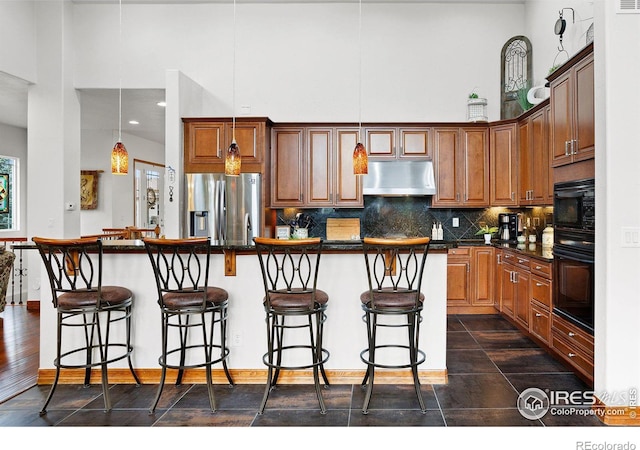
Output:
[{"xmin": 467, "ymin": 98, "xmax": 488, "ymax": 122}]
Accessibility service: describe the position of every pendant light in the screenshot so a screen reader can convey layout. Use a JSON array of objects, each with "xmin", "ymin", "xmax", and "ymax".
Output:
[
  {"xmin": 225, "ymin": 0, "xmax": 241, "ymax": 177},
  {"xmin": 111, "ymin": 0, "xmax": 128, "ymax": 175},
  {"xmin": 353, "ymin": 0, "xmax": 368, "ymax": 175}
]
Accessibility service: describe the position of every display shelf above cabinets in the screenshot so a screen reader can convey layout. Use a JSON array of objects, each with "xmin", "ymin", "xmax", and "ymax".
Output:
[
  {"xmin": 365, "ymin": 126, "xmax": 432, "ymax": 160},
  {"xmin": 548, "ymin": 43, "xmax": 594, "ymax": 168}
]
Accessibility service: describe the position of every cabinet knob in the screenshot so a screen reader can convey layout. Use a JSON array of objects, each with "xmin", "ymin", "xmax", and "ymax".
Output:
[
  {"xmin": 568, "ymin": 332, "xmax": 576, "ymax": 337},
  {"xmin": 535, "ymin": 313, "xmax": 542, "ymax": 317},
  {"xmin": 535, "ymin": 282, "xmax": 543, "ymax": 287},
  {"xmin": 535, "ymin": 265, "xmax": 541, "ymax": 270},
  {"xmin": 568, "ymin": 352, "xmax": 576, "ymax": 358}
]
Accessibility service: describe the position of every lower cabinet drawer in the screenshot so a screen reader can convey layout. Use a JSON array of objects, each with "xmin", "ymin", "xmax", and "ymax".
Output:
[
  {"xmin": 551, "ymin": 314, "xmax": 594, "ymax": 356},
  {"xmin": 551, "ymin": 332, "xmax": 594, "ymax": 382},
  {"xmin": 529, "ymin": 301, "xmax": 550, "ymax": 345}
]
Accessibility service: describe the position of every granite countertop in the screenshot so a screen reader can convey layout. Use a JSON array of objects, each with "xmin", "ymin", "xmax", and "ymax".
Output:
[{"xmin": 13, "ymin": 238, "xmax": 550, "ymax": 260}]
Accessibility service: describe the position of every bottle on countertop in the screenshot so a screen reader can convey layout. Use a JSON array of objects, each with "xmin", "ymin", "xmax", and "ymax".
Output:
[
  {"xmin": 432, "ymin": 222, "xmax": 438, "ymax": 240},
  {"xmin": 437, "ymin": 222, "xmax": 443, "ymax": 240}
]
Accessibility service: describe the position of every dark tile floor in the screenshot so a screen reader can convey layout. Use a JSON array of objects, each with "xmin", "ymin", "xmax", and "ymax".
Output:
[{"xmin": 0, "ymin": 314, "xmax": 605, "ymax": 428}]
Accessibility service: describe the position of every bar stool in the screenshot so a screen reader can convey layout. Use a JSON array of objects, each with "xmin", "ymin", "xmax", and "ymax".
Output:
[
  {"xmin": 33, "ymin": 236, "xmax": 141, "ymax": 415},
  {"xmin": 143, "ymin": 237, "xmax": 233, "ymax": 413},
  {"xmin": 253, "ymin": 237, "xmax": 330, "ymax": 414},
  {"xmin": 359, "ymin": 236, "xmax": 431, "ymax": 414}
]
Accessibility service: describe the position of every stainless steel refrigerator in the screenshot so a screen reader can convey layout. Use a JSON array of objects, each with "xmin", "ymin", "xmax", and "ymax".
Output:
[{"xmin": 185, "ymin": 173, "xmax": 262, "ymax": 244}]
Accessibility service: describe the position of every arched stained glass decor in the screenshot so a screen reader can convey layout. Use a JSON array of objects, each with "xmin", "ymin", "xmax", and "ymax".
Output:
[{"xmin": 500, "ymin": 36, "xmax": 532, "ymax": 120}]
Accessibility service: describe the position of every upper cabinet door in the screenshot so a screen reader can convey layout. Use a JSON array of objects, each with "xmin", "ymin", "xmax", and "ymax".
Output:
[
  {"xmin": 490, "ymin": 123, "xmax": 518, "ymax": 206},
  {"xmin": 306, "ymin": 128, "xmax": 333, "ymax": 207},
  {"xmin": 184, "ymin": 121, "xmax": 225, "ymax": 169},
  {"xmin": 271, "ymin": 128, "xmax": 305, "ymax": 208},
  {"xmin": 432, "ymin": 127, "xmax": 459, "ymax": 207},
  {"xmin": 365, "ymin": 128, "xmax": 396, "ymax": 159},
  {"xmin": 335, "ymin": 128, "xmax": 363, "ymax": 207},
  {"xmin": 550, "ymin": 47, "xmax": 594, "ymax": 167},
  {"xmin": 399, "ymin": 128, "xmax": 432, "ymax": 159},
  {"xmin": 573, "ymin": 56, "xmax": 595, "ymax": 162},
  {"xmin": 460, "ymin": 127, "xmax": 489, "ymax": 207}
]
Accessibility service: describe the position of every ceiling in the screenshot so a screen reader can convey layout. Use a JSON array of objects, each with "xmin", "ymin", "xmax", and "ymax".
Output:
[
  {"xmin": 0, "ymin": 71, "xmax": 165, "ymax": 144},
  {"xmin": 0, "ymin": 0, "xmax": 523, "ymax": 144}
]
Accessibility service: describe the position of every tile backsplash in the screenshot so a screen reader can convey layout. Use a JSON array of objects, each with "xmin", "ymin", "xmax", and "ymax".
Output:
[{"xmin": 274, "ymin": 197, "xmax": 553, "ymax": 241}]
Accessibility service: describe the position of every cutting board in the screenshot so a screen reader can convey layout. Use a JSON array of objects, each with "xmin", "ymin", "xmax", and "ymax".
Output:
[{"xmin": 326, "ymin": 218, "xmax": 361, "ymax": 241}]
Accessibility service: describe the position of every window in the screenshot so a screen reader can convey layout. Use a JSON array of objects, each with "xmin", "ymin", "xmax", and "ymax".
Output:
[{"xmin": 0, "ymin": 156, "xmax": 17, "ymax": 231}]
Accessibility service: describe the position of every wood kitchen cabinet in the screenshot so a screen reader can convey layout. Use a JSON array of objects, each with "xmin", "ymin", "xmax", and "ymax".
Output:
[
  {"xmin": 518, "ymin": 104, "xmax": 551, "ymax": 205},
  {"xmin": 271, "ymin": 127, "xmax": 305, "ymax": 207},
  {"xmin": 433, "ymin": 126, "xmax": 489, "ymax": 208},
  {"xmin": 365, "ymin": 126, "xmax": 432, "ymax": 159},
  {"xmin": 447, "ymin": 247, "xmax": 471, "ymax": 311},
  {"xmin": 447, "ymin": 246, "xmax": 496, "ymax": 314},
  {"xmin": 490, "ymin": 122, "xmax": 518, "ymax": 206},
  {"xmin": 471, "ymin": 246, "xmax": 495, "ymax": 308},
  {"xmin": 530, "ymin": 259, "xmax": 552, "ymax": 345},
  {"xmin": 270, "ymin": 126, "xmax": 363, "ymax": 208},
  {"xmin": 500, "ymin": 250, "xmax": 530, "ymax": 328},
  {"xmin": 183, "ymin": 117, "xmax": 272, "ymax": 173},
  {"xmin": 549, "ymin": 44, "xmax": 594, "ymax": 167},
  {"xmin": 551, "ymin": 312, "xmax": 594, "ymax": 384}
]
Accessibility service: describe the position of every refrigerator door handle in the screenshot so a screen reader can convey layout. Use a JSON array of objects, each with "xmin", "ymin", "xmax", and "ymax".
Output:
[
  {"xmin": 243, "ymin": 212, "xmax": 252, "ymax": 245},
  {"xmin": 219, "ymin": 180, "xmax": 227, "ymax": 241}
]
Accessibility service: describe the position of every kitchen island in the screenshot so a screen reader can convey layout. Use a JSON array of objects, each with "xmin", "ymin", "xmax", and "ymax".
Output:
[{"xmin": 32, "ymin": 239, "xmax": 449, "ymax": 386}]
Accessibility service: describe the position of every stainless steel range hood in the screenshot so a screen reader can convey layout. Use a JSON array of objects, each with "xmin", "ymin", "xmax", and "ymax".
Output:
[{"xmin": 362, "ymin": 160, "xmax": 436, "ymax": 196}]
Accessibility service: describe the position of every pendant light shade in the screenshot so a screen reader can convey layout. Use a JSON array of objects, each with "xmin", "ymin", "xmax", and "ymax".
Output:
[
  {"xmin": 111, "ymin": 141, "xmax": 129, "ymax": 175},
  {"xmin": 225, "ymin": 139, "xmax": 241, "ymax": 176},
  {"xmin": 353, "ymin": 142, "xmax": 368, "ymax": 175}
]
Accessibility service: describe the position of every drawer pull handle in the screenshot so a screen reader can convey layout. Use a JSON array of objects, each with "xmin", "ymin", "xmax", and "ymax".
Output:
[
  {"xmin": 535, "ymin": 282, "xmax": 543, "ymax": 287},
  {"xmin": 535, "ymin": 313, "xmax": 542, "ymax": 317},
  {"xmin": 518, "ymin": 259, "xmax": 525, "ymax": 263},
  {"xmin": 568, "ymin": 352, "xmax": 576, "ymax": 358},
  {"xmin": 568, "ymin": 332, "xmax": 576, "ymax": 337},
  {"xmin": 535, "ymin": 265, "xmax": 541, "ymax": 270}
]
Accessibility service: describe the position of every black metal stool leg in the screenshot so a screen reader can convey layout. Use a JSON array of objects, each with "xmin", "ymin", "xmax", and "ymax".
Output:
[
  {"xmin": 202, "ymin": 311, "xmax": 216, "ymax": 412},
  {"xmin": 362, "ymin": 311, "xmax": 377, "ymax": 414},
  {"xmin": 219, "ymin": 308, "xmax": 234, "ymax": 386},
  {"xmin": 258, "ymin": 312, "xmax": 276, "ymax": 414},
  {"xmin": 40, "ymin": 312, "xmax": 64, "ymax": 416},
  {"xmin": 408, "ymin": 312, "xmax": 426, "ymax": 413},
  {"xmin": 310, "ymin": 314, "xmax": 327, "ymax": 414},
  {"xmin": 149, "ymin": 314, "xmax": 169, "ymax": 413},
  {"xmin": 125, "ymin": 305, "xmax": 141, "ymax": 385}
]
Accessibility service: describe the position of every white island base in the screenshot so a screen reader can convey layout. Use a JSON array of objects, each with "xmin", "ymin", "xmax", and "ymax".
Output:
[{"xmin": 37, "ymin": 248, "xmax": 448, "ymax": 386}]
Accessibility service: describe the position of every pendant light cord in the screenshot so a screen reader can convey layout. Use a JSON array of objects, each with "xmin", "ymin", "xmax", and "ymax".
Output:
[
  {"xmin": 118, "ymin": 0, "xmax": 123, "ymax": 143},
  {"xmin": 232, "ymin": 0, "xmax": 237, "ymax": 141},
  {"xmin": 358, "ymin": 0, "xmax": 362, "ymax": 142}
]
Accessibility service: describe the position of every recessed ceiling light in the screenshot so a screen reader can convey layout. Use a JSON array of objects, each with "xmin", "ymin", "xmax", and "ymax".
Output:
[
  {"xmin": 157, "ymin": 101, "xmax": 166, "ymax": 107},
  {"xmin": 129, "ymin": 120, "xmax": 139, "ymax": 125}
]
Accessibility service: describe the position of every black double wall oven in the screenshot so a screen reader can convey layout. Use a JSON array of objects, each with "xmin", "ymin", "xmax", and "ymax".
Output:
[{"xmin": 553, "ymin": 178, "xmax": 595, "ymax": 335}]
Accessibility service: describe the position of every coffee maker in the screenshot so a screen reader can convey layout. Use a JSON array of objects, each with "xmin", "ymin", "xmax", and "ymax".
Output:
[{"xmin": 498, "ymin": 213, "xmax": 518, "ymax": 242}]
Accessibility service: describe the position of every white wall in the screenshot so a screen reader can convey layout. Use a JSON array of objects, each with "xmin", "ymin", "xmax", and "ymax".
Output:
[
  {"xmin": 73, "ymin": 2, "xmax": 526, "ymax": 122},
  {"xmin": 0, "ymin": 0, "xmax": 36, "ymax": 83},
  {"xmin": 80, "ymin": 129, "xmax": 164, "ymax": 235},
  {"xmin": 525, "ymin": 0, "xmax": 595, "ymax": 86}
]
